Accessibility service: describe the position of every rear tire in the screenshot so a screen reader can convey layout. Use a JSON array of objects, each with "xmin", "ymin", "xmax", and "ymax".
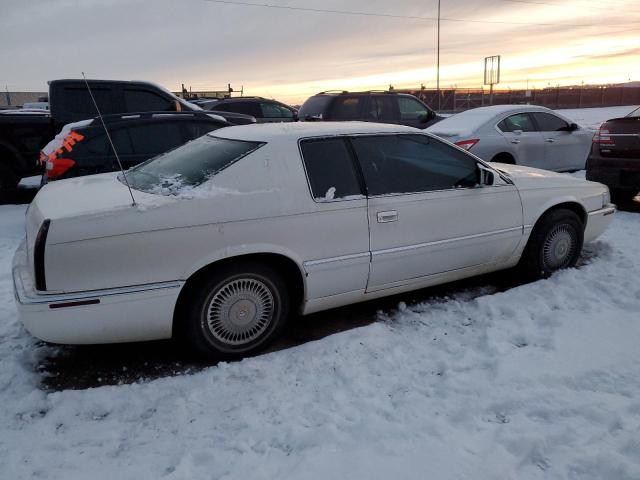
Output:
[
  {"xmin": 0, "ymin": 162, "xmax": 19, "ymax": 200},
  {"xmin": 518, "ymin": 208, "xmax": 583, "ymax": 279},
  {"xmin": 181, "ymin": 262, "xmax": 290, "ymax": 360}
]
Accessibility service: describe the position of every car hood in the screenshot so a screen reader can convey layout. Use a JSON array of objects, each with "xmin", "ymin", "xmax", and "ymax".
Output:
[{"xmin": 491, "ymin": 163, "xmax": 594, "ymax": 190}]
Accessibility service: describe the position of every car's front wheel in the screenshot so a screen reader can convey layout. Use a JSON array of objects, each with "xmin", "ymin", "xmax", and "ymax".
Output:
[
  {"xmin": 182, "ymin": 262, "xmax": 290, "ymax": 360},
  {"xmin": 519, "ymin": 208, "xmax": 584, "ymax": 279}
]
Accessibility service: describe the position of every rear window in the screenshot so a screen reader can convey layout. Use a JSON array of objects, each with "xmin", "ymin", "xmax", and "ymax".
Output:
[
  {"xmin": 298, "ymin": 96, "xmax": 332, "ymax": 120},
  {"xmin": 122, "ymin": 135, "xmax": 264, "ymax": 195}
]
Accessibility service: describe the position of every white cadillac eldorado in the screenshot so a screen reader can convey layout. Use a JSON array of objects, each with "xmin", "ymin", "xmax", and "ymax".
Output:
[{"xmin": 13, "ymin": 122, "xmax": 615, "ymax": 359}]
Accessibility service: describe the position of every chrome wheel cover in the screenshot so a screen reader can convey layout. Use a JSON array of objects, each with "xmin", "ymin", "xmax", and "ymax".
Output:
[
  {"xmin": 543, "ymin": 224, "xmax": 576, "ymax": 270},
  {"xmin": 205, "ymin": 278, "xmax": 275, "ymax": 346}
]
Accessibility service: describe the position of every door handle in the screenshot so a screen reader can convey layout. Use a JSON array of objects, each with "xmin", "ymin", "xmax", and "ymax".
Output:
[
  {"xmin": 377, "ymin": 210, "xmax": 398, "ymax": 223},
  {"xmin": 545, "ymin": 138, "xmax": 555, "ymax": 143},
  {"xmin": 510, "ymin": 139, "xmax": 520, "ymax": 144}
]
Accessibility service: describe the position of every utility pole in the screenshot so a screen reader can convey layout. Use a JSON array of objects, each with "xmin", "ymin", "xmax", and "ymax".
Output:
[{"xmin": 436, "ymin": 0, "xmax": 441, "ymax": 112}]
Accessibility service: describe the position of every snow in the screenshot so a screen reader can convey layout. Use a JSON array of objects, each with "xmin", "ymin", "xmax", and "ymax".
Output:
[
  {"xmin": 556, "ymin": 105, "xmax": 639, "ymax": 130},
  {"xmin": 1, "ymin": 199, "xmax": 640, "ymax": 478},
  {"xmin": 18, "ymin": 175, "xmax": 41, "ymax": 188}
]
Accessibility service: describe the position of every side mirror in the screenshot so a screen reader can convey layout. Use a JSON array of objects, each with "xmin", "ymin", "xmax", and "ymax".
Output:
[
  {"xmin": 513, "ymin": 129, "xmax": 523, "ymax": 135},
  {"xmin": 569, "ymin": 122, "xmax": 579, "ymax": 131},
  {"xmin": 478, "ymin": 165, "xmax": 495, "ymax": 186}
]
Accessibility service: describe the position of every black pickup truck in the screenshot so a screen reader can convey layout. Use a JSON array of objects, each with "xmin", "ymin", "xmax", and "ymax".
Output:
[{"xmin": 0, "ymin": 79, "xmax": 253, "ymax": 194}]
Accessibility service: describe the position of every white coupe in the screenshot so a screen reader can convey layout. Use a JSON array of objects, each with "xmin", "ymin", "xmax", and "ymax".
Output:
[{"xmin": 13, "ymin": 122, "xmax": 615, "ymax": 359}]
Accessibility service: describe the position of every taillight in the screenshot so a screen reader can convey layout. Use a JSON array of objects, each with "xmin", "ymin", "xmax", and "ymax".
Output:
[
  {"xmin": 46, "ymin": 157, "xmax": 75, "ymax": 179},
  {"xmin": 34, "ymin": 219, "xmax": 50, "ymax": 291},
  {"xmin": 455, "ymin": 139, "xmax": 479, "ymax": 151},
  {"xmin": 593, "ymin": 128, "xmax": 614, "ymax": 146}
]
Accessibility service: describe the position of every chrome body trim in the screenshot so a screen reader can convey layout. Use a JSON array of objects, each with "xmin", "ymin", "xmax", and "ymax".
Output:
[
  {"xmin": 304, "ymin": 252, "xmax": 371, "ymax": 267},
  {"xmin": 371, "ymin": 226, "xmax": 523, "ymax": 257},
  {"xmin": 588, "ymin": 204, "xmax": 616, "ymax": 217}
]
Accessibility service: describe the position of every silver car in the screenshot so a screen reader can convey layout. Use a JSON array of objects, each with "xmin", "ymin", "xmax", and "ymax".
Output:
[{"xmin": 427, "ymin": 105, "xmax": 593, "ymax": 171}]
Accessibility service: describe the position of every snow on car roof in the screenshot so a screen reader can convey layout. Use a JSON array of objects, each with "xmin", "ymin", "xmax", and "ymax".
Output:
[
  {"xmin": 427, "ymin": 104, "xmax": 552, "ymax": 137},
  {"xmin": 212, "ymin": 121, "xmax": 420, "ymax": 142}
]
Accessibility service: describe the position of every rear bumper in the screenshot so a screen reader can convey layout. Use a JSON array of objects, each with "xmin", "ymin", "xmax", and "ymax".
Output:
[
  {"xmin": 586, "ymin": 153, "xmax": 640, "ymax": 196},
  {"xmin": 584, "ymin": 204, "xmax": 616, "ymax": 244},
  {"xmin": 12, "ymin": 240, "xmax": 182, "ymax": 344}
]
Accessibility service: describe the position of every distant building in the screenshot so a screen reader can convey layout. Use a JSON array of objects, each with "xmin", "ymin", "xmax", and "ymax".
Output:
[{"xmin": 0, "ymin": 92, "xmax": 47, "ymax": 108}]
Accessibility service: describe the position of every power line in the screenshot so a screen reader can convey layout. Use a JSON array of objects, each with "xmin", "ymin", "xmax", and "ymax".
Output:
[{"xmin": 200, "ymin": 0, "xmax": 640, "ymax": 28}]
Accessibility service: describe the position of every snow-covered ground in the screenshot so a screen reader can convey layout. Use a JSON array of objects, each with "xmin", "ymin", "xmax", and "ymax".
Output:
[
  {"xmin": 2, "ymin": 106, "xmax": 640, "ymax": 479},
  {"xmin": 557, "ymin": 105, "xmax": 638, "ymax": 130},
  {"xmin": 1, "ymin": 205, "xmax": 640, "ymax": 478}
]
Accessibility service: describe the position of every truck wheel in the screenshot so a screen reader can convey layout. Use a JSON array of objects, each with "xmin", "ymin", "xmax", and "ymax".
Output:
[
  {"xmin": 0, "ymin": 163, "xmax": 19, "ymax": 198},
  {"xmin": 182, "ymin": 262, "xmax": 290, "ymax": 360},
  {"xmin": 518, "ymin": 208, "xmax": 583, "ymax": 279}
]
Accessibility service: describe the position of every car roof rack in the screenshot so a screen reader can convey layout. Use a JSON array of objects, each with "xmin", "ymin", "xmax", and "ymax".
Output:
[
  {"xmin": 92, "ymin": 111, "xmax": 226, "ymax": 124},
  {"xmin": 316, "ymin": 89, "xmax": 399, "ymax": 95}
]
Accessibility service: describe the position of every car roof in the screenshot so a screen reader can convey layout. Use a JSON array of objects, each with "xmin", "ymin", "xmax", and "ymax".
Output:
[
  {"xmin": 213, "ymin": 121, "xmax": 420, "ymax": 142},
  {"xmin": 426, "ymin": 104, "xmax": 553, "ymax": 136}
]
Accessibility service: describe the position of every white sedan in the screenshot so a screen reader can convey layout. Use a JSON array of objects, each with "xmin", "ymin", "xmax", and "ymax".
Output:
[
  {"xmin": 427, "ymin": 105, "xmax": 594, "ymax": 172},
  {"xmin": 13, "ymin": 122, "xmax": 615, "ymax": 359}
]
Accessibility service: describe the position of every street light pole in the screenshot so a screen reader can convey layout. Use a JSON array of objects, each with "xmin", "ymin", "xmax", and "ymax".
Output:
[{"xmin": 436, "ymin": 0, "xmax": 441, "ymax": 112}]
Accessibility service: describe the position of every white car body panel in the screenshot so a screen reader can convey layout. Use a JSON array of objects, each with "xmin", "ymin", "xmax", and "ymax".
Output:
[{"xmin": 13, "ymin": 122, "xmax": 615, "ymax": 345}]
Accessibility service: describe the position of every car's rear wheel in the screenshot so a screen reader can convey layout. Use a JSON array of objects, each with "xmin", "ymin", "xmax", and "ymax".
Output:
[
  {"xmin": 519, "ymin": 208, "xmax": 583, "ymax": 279},
  {"xmin": 182, "ymin": 262, "xmax": 289, "ymax": 360},
  {"xmin": 0, "ymin": 162, "xmax": 19, "ymax": 199}
]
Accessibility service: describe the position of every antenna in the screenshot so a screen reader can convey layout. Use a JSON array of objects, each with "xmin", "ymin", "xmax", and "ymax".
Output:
[{"xmin": 81, "ymin": 72, "xmax": 136, "ymax": 207}]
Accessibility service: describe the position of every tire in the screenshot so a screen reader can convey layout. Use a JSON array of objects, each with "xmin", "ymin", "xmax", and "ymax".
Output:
[
  {"xmin": 0, "ymin": 162, "xmax": 19, "ymax": 199},
  {"xmin": 518, "ymin": 208, "xmax": 583, "ymax": 279},
  {"xmin": 181, "ymin": 262, "xmax": 290, "ymax": 360}
]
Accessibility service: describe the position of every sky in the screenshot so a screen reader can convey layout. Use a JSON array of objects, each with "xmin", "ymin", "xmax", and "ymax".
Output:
[{"xmin": 1, "ymin": 0, "xmax": 639, "ymax": 104}]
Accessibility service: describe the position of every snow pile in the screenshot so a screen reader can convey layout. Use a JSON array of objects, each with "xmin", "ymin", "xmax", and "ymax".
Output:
[{"xmin": 1, "ymin": 205, "xmax": 640, "ymax": 479}]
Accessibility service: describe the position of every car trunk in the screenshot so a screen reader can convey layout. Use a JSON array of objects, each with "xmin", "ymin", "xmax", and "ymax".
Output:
[{"xmin": 598, "ymin": 117, "xmax": 640, "ymax": 159}]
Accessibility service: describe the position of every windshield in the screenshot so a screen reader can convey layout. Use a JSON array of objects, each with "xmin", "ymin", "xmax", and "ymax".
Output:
[
  {"xmin": 627, "ymin": 106, "xmax": 640, "ymax": 118},
  {"xmin": 120, "ymin": 135, "xmax": 264, "ymax": 195}
]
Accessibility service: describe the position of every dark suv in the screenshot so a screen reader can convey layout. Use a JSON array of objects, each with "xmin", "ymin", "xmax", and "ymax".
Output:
[
  {"xmin": 586, "ymin": 106, "xmax": 640, "ymax": 201},
  {"xmin": 41, "ymin": 111, "xmax": 229, "ymax": 182},
  {"xmin": 298, "ymin": 91, "xmax": 441, "ymax": 129},
  {"xmin": 195, "ymin": 97, "xmax": 297, "ymax": 123}
]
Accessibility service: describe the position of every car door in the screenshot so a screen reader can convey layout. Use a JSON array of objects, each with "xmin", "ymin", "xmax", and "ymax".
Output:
[
  {"xmin": 124, "ymin": 120, "xmax": 186, "ymax": 168},
  {"xmin": 496, "ymin": 113, "xmax": 546, "ymax": 168},
  {"xmin": 531, "ymin": 112, "xmax": 589, "ymax": 171},
  {"xmin": 298, "ymin": 137, "xmax": 371, "ymax": 298},
  {"xmin": 397, "ymin": 96, "xmax": 432, "ymax": 129},
  {"xmin": 350, "ymin": 134, "xmax": 523, "ymax": 291}
]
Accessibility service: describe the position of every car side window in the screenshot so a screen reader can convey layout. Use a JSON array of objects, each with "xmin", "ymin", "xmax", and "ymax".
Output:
[
  {"xmin": 82, "ymin": 130, "xmax": 133, "ymax": 156},
  {"xmin": 532, "ymin": 112, "xmax": 570, "ymax": 131},
  {"xmin": 218, "ymin": 101, "xmax": 261, "ymax": 117},
  {"xmin": 300, "ymin": 138, "xmax": 363, "ymax": 201},
  {"xmin": 331, "ymin": 97, "xmax": 363, "ymax": 120},
  {"xmin": 260, "ymin": 102, "xmax": 293, "ymax": 118},
  {"xmin": 398, "ymin": 97, "xmax": 428, "ymax": 120},
  {"xmin": 367, "ymin": 96, "xmax": 398, "ymax": 121},
  {"xmin": 124, "ymin": 89, "xmax": 175, "ymax": 112},
  {"xmin": 127, "ymin": 122, "xmax": 185, "ymax": 155},
  {"xmin": 497, "ymin": 113, "xmax": 536, "ymax": 132},
  {"xmin": 351, "ymin": 134, "xmax": 479, "ymax": 196}
]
